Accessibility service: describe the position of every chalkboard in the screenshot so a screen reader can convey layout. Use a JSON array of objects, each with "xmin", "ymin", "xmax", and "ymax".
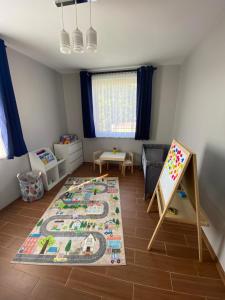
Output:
[{"xmin": 159, "ymin": 140, "xmax": 191, "ymax": 206}]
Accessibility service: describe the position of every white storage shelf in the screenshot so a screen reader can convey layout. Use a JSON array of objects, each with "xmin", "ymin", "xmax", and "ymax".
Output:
[
  {"xmin": 29, "ymin": 148, "xmax": 67, "ymax": 191},
  {"xmin": 54, "ymin": 140, "xmax": 83, "ymax": 174}
]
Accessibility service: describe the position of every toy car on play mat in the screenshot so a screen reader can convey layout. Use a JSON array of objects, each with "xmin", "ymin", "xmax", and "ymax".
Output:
[
  {"xmin": 111, "ymin": 251, "xmax": 121, "ymax": 264},
  {"xmin": 104, "ymin": 229, "xmax": 113, "ymax": 236}
]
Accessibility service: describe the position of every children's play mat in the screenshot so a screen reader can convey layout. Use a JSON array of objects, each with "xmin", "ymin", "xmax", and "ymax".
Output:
[{"xmin": 12, "ymin": 177, "xmax": 126, "ymax": 266}]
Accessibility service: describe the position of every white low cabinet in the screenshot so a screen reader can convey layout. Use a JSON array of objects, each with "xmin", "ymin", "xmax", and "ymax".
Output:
[{"xmin": 54, "ymin": 140, "xmax": 83, "ymax": 174}]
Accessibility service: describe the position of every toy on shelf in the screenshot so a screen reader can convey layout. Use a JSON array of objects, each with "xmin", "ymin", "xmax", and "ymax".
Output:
[
  {"xmin": 36, "ymin": 149, "xmax": 55, "ymax": 165},
  {"xmin": 60, "ymin": 134, "xmax": 78, "ymax": 144}
]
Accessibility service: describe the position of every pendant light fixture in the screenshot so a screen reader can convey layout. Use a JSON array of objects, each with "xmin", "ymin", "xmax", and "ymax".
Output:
[
  {"xmin": 86, "ymin": 0, "xmax": 97, "ymax": 52},
  {"xmin": 72, "ymin": 0, "xmax": 84, "ymax": 53},
  {"xmin": 59, "ymin": 0, "xmax": 71, "ymax": 54}
]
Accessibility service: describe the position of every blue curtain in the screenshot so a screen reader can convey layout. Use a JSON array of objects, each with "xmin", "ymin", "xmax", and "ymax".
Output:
[
  {"xmin": 135, "ymin": 66, "xmax": 156, "ymax": 140},
  {"xmin": 0, "ymin": 39, "xmax": 27, "ymax": 159},
  {"xmin": 80, "ymin": 71, "xmax": 96, "ymax": 138}
]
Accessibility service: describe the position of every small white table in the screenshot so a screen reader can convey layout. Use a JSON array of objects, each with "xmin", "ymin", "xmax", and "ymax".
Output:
[{"xmin": 99, "ymin": 151, "xmax": 126, "ymax": 174}]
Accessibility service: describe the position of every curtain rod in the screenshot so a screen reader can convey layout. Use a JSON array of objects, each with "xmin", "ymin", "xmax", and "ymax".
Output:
[
  {"xmin": 91, "ymin": 69, "xmax": 138, "ymax": 75},
  {"xmin": 83, "ymin": 65, "xmax": 157, "ymax": 75}
]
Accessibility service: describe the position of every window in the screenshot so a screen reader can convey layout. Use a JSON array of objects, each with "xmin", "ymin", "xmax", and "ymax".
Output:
[
  {"xmin": 0, "ymin": 133, "xmax": 7, "ymax": 159},
  {"xmin": 92, "ymin": 71, "xmax": 137, "ymax": 138},
  {"xmin": 0, "ymin": 39, "xmax": 27, "ymax": 160},
  {"xmin": 0, "ymin": 102, "xmax": 7, "ymax": 159}
]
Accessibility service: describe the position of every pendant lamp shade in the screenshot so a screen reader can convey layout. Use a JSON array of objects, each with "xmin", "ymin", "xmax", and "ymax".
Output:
[
  {"xmin": 58, "ymin": 0, "xmax": 98, "ymax": 54},
  {"xmin": 60, "ymin": 29, "xmax": 71, "ymax": 54},
  {"xmin": 72, "ymin": 27, "xmax": 84, "ymax": 53},
  {"xmin": 72, "ymin": 0, "xmax": 84, "ymax": 53},
  {"xmin": 86, "ymin": 0, "xmax": 97, "ymax": 52},
  {"xmin": 86, "ymin": 26, "xmax": 97, "ymax": 52},
  {"xmin": 59, "ymin": 0, "xmax": 71, "ymax": 54}
]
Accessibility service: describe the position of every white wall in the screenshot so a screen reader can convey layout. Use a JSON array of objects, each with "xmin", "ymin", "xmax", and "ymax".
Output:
[
  {"xmin": 62, "ymin": 65, "xmax": 180, "ymax": 164},
  {"xmin": 0, "ymin": 48, "xmax": 67, "ymax": 209},
  {"xmin": 173, "ymin": 17, "xmax": 225, "ymax": 270},
  {"xmin": 62, "ymin": 73, "xmax": 84, "ymax": 139}
]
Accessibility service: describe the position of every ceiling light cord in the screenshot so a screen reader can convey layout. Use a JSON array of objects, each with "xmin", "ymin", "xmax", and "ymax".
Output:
[
  {"xmin": 74, "ymin": 0, "xmax": 78, "ymax": 28},
  {"xmin": 61, "ymin": 0, "xmax": 64, "ymax": 29},
  {"xmin": 89, "ymin": 0, "xmax": 92, "ymax": 27}
]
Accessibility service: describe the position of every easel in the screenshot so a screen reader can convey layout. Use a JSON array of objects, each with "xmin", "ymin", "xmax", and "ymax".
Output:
[{"xmin": 147, "ymin": 140, "xmax": 208, "ymax": 262}]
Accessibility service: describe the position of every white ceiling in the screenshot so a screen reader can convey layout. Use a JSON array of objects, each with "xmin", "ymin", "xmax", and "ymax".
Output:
[{"xmin": 0, "ymin": 0, "xmax": 225, "ymax": 73}]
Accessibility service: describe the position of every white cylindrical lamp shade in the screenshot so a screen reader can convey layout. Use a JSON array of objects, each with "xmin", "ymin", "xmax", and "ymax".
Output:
[
  {"xmin": 86, "ymin": 26, "xmax": 97, "ymax": 52},
  {"xmin": 72, "ymin": 28, "xmax": 84, "ymax": 53},
  {"xmin": 60, "ymin": 29, "xmax": 71, "ymax": 54}
]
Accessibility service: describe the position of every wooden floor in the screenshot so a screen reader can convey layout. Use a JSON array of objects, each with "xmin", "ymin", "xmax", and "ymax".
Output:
[{"xmin": 0, "ymin": 163, "xmax": 224, "ymax": 300}]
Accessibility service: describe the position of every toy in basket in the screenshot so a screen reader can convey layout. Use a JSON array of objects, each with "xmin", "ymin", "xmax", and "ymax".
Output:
[{"xmin": 60, "ymin": 134, "xmax": 78, "ymax": 144}]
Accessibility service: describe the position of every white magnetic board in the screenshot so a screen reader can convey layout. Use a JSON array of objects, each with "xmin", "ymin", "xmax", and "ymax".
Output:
[{"xmin": 159, "ymin": 140, "xmax": 191, "ymax": 206}]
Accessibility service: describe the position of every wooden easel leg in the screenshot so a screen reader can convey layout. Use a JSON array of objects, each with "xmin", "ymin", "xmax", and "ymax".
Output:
[
  {"xmin": 147, "ymin": 187, "xmax": 157, "ymax": 213},
  {"xmin": 193, "ymin": 154, "xmax": 203, "ymax": 262},
  {"xmin": 197, "ymin": 222, "xmax": 202, "ymax": 262},
  {"xmin": 147, "ymin": 212, "xmax": 165, "ymax": 250},
  {"xmin": 196, "ymin": 194, "xmax": 203, "ymax": 262}
]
